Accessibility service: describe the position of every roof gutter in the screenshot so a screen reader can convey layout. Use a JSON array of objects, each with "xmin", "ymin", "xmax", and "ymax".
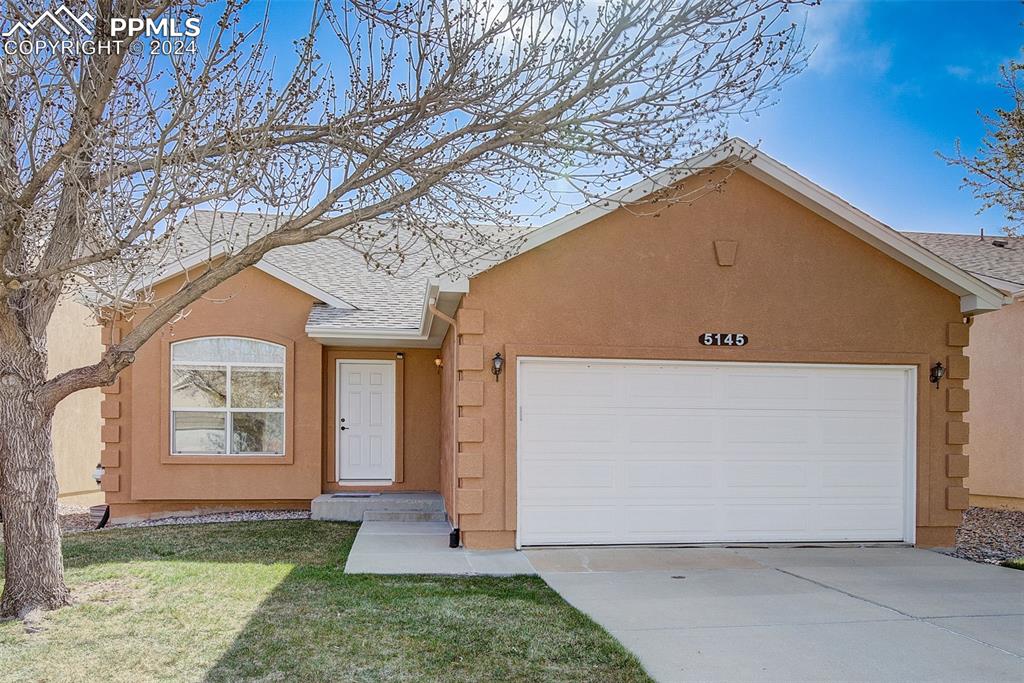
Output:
[{"xmin": 427, "ymin": 298, "xmax": 461, "ymax": 548}]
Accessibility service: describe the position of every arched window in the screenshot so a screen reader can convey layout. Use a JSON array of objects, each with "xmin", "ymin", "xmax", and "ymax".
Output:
[{"xmin": 170, "ymin": 337, "xmax": 285, "ymax": 455}]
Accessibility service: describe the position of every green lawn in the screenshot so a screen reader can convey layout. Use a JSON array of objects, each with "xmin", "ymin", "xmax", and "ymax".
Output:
[
  {"xmin": 1004, "ymin": 557, "xmax": 1024, "ymax": 571},
  {"xmin": 0, "ymin": 521, "xmax": 649, "ymax": 682}
]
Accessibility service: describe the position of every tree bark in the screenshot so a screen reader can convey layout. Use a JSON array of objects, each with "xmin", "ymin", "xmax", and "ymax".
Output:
[{"xmin": 0, "ymin": 346, "xmax": 71, "ymax": 618}]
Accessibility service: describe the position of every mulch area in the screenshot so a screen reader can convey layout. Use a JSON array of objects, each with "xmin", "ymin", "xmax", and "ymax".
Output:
[{"xmin": 953, "ymin": 506, "xmax": 1024, "ymax": 564}]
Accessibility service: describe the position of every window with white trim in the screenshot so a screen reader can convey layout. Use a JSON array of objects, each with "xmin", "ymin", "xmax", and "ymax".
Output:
[{"xmin": 170, "ymin": 337, "xmax": 285, "ymax": 455}]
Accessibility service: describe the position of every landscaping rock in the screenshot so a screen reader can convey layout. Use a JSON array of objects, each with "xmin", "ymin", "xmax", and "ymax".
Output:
[{"xmin": 953, "ymin": 506, "xmax": 1024, "ymax": 564}]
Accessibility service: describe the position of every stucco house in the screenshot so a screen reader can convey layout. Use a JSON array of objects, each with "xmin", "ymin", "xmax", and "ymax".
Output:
[
  {"xmin": 903, "ymin": 231, "xmax": 1023, "ymax": 511},
  {"xmin": 94, "ymin": 139, "xmax": 1010, "ymax": 549}
]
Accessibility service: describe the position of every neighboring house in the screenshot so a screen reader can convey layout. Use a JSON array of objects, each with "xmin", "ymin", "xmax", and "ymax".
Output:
[
  {"xmin": 49, "ymin": 296, "xmax": 104, "ymax": 506},
  {"xmin": 904, "ymin": 232, "xmax": 1024, "ymax": 511},
  {"xmin": 94, "ymin": 139, "xmax": 1009, "ymax": 549}
]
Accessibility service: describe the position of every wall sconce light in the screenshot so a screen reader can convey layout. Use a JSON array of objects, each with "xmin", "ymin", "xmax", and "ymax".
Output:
[
  {"xmin": 434, "ymin": 357, "xmax": 443, "ymax": 373},
  {"xmin": 92, "ymin": 463, "xmax": 105, "ymax": 486},
  {"xmin": 491, "ymin": 352, "xmax": 504, "ymax": 381},
  {"xmin": 929, "ymin": 362, "xmax": 945, "ymax": 389}
]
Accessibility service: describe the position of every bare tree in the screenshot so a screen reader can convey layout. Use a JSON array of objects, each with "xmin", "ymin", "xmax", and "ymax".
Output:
[
  {"xmin": 943, "ymin": 61, "xmax": 1024, "ymax": 238},
  {"xmin": 0, "ymin": 0, "xmax": 807, "ymax": 617}
]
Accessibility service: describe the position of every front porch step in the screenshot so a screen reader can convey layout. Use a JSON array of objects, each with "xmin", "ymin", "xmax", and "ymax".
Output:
[
  {"xmin": 311, "ymin": 492, "xmax": 446, "ymax": 523},
  {"xmin": 362, "ymin": 510, "xmax": 449, "ymax": 523}
]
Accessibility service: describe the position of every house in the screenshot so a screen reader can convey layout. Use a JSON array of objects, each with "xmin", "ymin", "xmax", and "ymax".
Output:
[
  {"xmin": 95, "ymin": 139, "xmax": 1010, "ymax": 549},
  {"xmin": 49, "ymin": 295, "xmax": 104, "ymax": 506},
  {"xmin": 904, "ymin": 231, "xmax": 1024, "ymax": 511}
]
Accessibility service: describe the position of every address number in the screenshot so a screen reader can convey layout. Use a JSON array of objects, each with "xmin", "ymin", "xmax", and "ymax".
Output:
[{"xmin": 699, "ymin": 332, "xmax": 748, "ymax": 347}]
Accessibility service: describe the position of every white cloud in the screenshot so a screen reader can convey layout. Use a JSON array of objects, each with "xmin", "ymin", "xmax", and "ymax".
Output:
[{"xmin": 802, "ymin": 0, "xmax": 891, "ymax": 76}]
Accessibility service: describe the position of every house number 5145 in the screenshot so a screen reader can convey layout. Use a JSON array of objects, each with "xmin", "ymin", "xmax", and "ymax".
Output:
[{"xmin": 699, "ymin": 332, "xmax": 748, "ymax": 346}]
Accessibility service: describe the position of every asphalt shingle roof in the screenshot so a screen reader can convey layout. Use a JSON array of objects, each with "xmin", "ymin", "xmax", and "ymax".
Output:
[
  {"xmin": 166, "ymin": 211, "xmax": 440, "ymax": 331},
  {"xmin": 903, "ymin": 231, "xmax": 1024, "ymax": 293}
]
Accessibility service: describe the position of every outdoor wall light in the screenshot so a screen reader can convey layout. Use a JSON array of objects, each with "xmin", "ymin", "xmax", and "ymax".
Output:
[
  {"xmin": 491, "ymin": 352, "xmax": 504, "ymax": 381},
  {"xmin": 929, "ymin": 362, "xmax": 945, "ymax": 389},
  {"xmin": 92, "ymin": 463, "xmax": 105, "ymax": 486}
]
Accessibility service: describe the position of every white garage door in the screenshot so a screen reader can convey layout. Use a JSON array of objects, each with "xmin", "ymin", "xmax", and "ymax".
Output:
[{"xmin": 517, "ymin": 359, "xmax": 915, "ymax": 546}]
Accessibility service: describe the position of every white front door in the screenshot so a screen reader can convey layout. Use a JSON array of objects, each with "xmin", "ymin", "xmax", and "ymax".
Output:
[
  {"xmin": 337, "ymin": 360, "xmax": 396, "ymax": 482},
  {"xmin": 517, "ymin": 358, "xmax": 916, "ymax": 546}
]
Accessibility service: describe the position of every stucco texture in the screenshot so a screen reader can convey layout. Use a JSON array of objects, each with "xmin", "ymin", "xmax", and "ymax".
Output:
[
  {"xmin": 104, "ymin": 266, "xmax": 441, "ymax": 519},
  {"xmin": 449, "ymin": 169, "xmax": 971, "ymax": 549},
  {"xmin": 966, "ymin": 299, "xmax": 1024, "ymax": 510},
  {"xmin": 48, "ymin": 296, "xmax": 104, "ymax": 505}
]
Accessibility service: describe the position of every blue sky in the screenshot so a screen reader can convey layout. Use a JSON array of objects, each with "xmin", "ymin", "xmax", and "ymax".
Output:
[
  {"xmin": 731, "ymin": 0, "xmax": 1023, "ymax": 235},
  {"xmin": 245, "ymin": 0, "xmax": 1021, "ymax": 235}
]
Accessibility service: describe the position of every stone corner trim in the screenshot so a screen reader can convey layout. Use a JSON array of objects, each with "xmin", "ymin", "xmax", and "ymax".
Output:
[
  {"xmin": 456, "ymin": 380, "xmax": 484, "ymax": 407},
  {"xmin": 457, "ymin": 309, "xmax": 485, "ymax": 335},
  {"xmin": 946, "ymin": 486, "xmax": 970, "ymax": 510},
  {"xmin": 457, "ymin": 451, "xmax": 484, "ymax": 478},
  {"xmin": 100, "ymin": 473, "xmax": 121, "ymax": 493},
  {"xmin": 946, "ymin": 387, "xmax": 970, "ymax": 413},
  {"xmin": 457, "ymin": 417, "xmax": 484, "ymax": 443},
  {"xmin": 457, "ymin": 344, "xmax": 484, "ymax": 371},
  {"xmin": 946, "ymin": 453, "xmax": 969, "ymax": 478},
  {"xmin": 456, "ymin": 488, "xmax": 484, "ymax": 515},
  {"xmin": 946, "ymin": 322, "xmax": 970, "ymax": 347},
  {"xmin": 946, "ymin": 421, "xmax": 970, "ymax": 445},
  {"xmin": 945, "ymin": 355, "xmax": 970, "ymax": 380}
]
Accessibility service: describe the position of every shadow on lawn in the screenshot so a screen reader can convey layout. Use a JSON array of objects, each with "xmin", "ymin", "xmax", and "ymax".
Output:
[{"xmin": 39, "ymin": 520, "xmax": 648, "ymax": 682}]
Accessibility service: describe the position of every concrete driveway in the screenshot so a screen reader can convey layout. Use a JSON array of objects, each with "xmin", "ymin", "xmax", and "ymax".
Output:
[{"xmin": 526, "ymin": 547, "xmax": 1024, "ymax": 682}]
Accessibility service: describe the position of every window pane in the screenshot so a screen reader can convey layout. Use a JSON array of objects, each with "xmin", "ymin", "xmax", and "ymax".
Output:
[
  {"xmin": 230, "ymin": 367, "xmax": 284, "ymax": 408},
  {"xmin": 231, "ymin": 412, "xmax": 284, "ymax": 454},
  {"xmin": 172, "ymin": 338, "xmax": 284, "ymax": 364},
  {"xmin": 171, "ymin": 366, "xmax": 227, "ymax": 408},
  {"xmin": 172, "ymin": 411, "xmax": 226, "ymax": 454}
]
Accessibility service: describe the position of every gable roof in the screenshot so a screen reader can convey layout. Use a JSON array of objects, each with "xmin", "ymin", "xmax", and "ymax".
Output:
[
  {"xmin": 508, "ymin": 138, "xmax": 1008, "ymax": 315},
  {"xmin": 903, "ymin": 232, "xmax": 1024, "ymax": 295},
  {"xmin": 147, "ymin": 140, "xmax": 1009, "ymax": 348},
  {"xmin": 148, "ymin": 211, "xmax": 468, "ymax": 347}
]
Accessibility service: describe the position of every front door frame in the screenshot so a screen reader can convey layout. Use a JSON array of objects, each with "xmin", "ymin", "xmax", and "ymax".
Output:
[{"xmin": 335, "ymin": 358, "xmax": 398, "ymax": 484}]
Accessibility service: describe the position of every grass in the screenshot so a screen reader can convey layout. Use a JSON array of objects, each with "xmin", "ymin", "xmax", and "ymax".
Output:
[
  {"xmin": 1003, "ymin": 557, "xmax": 1024, "ymax": 571},
  {"xmin": 0, "ymin": 521, "xmax": 650, "ymax": 682}
]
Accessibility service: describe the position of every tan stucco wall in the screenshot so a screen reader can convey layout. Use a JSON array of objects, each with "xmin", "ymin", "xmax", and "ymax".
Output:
[
  {"xmin": 48, "ymin": 296, "xmax": 104, "ymax": 505},
  {"xmin": 448, "ymin": 169, "xmax": 973, "ymax": 549},
  {"xmin": 966, "ymin": 298, "xmax": 1024, "ymax": 510},
  {"xmin": 103, "ymin": 266, "xmax": 442, "ymax": 519}
]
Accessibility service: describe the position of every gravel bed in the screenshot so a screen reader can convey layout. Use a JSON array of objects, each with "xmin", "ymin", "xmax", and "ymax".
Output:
[
  {"xmin": 953, "ymin": 506, "xmax": 1024, "ymax": 564},
  {"xmin": 110, "ymin": 509, "xmax": 311, "ymax": 529}
]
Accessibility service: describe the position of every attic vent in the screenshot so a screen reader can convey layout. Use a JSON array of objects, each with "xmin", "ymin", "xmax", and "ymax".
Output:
[{"xmin": 992, "ymin": 240, "xmax": 1008, "ymax": 248}]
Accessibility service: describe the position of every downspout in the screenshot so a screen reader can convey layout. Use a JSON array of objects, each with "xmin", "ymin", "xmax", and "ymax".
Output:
[{"xmin": 428, "ymin": 297, "xmax": 460, "ymax": 548}]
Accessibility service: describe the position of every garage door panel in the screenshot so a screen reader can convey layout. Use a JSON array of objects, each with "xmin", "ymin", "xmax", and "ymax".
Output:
[
  {"xmin": 725, "ymin": 416, "xmax": 813, "ymax": 444},
  {"xmin": 626, "ymin": 461, "xmax": 716, "ymax": 488},
  {"xmin": 521, "ymin": 460, "xmax": 615, "ymax": 490},
  {"xmin": 626, "ymin": 415, "xmax": 715, "ymax": 444},
  {"xmin": 821, "ymin": 416, "xmax": 904, "ymax": 446},
  {"xmin": 724, "ymin": 373, "xmax": 812, "ymax": 402},
  {"xmin": 624, "ymin": 506, "xmax": 719, "ymax": 536},
  {"xmin": 518, "ymin": 359, "xmax": 912, "ymax": 546}
]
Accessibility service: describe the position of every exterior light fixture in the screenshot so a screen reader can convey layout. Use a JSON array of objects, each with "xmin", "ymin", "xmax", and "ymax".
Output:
[
  {"xmin": 491, "ymin": 352, "xmax": 504, "ymax": 381},
  {"xmin": 92, "ymin": 463, "xmax": 105, "ymax": 486},
  {"xmin": 929, "ymin": 362, "xmax": 945, "ymax": 389}
]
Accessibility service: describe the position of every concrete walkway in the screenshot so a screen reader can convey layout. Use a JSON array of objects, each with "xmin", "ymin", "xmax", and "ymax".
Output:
[
  {"xmin": 343, "ymin": 520, "xmax": 535, "ymax": 575},
  {"xmin": 527, "ymin": 546, "xmax": 1024, "ymax": 683}
]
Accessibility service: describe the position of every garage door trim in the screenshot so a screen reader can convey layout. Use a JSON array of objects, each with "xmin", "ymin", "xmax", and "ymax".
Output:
[{"xmin": 515, "ymin": 357, "xmax": 918, "ymax": 548}]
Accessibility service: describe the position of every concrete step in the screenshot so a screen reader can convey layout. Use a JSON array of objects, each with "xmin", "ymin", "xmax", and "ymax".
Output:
[
  {"xmin": 362, "ymin": 510, "xmax": 449, "ymax": 523},
  {"xmin": 311, "ymin": 492, "xmax": 445, "ymax": 522}
]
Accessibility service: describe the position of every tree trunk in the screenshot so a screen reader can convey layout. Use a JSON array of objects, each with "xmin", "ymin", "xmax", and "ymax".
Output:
[{"xmin": 0, "ymin": 348, "xmax": 71, "ymax": 618}]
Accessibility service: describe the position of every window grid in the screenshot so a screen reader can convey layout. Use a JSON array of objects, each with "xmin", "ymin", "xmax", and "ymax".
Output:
[{"xmin": 170, "ymin": 338, "xmax": 285, "ymax": 456}]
